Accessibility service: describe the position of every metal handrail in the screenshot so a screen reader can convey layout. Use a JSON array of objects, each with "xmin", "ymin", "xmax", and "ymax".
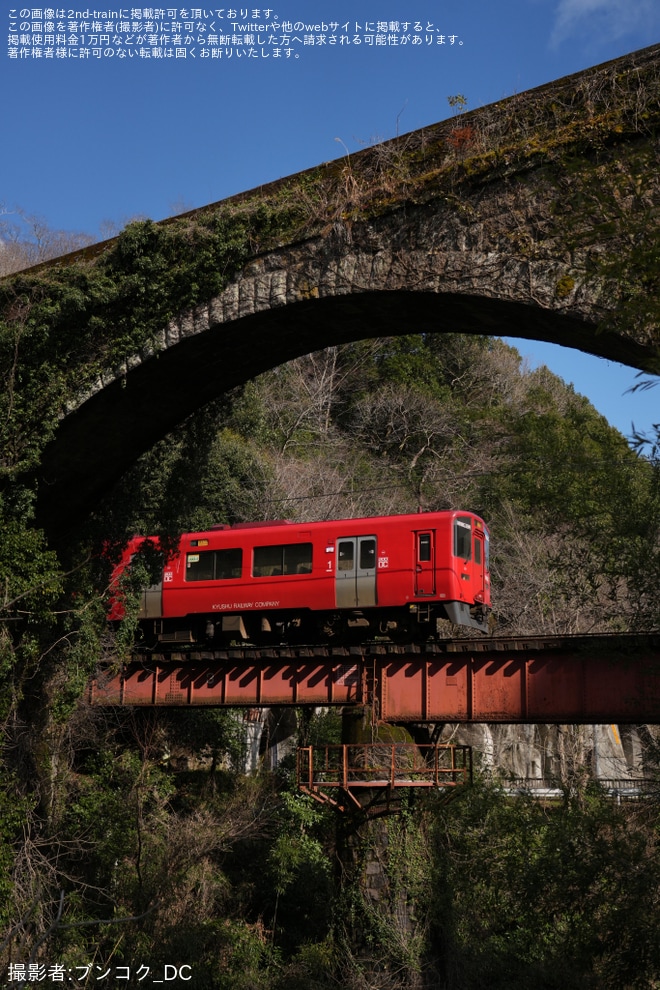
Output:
[{"xmin": 297, "ymin": 743, "xmax": 472, "ymax": 792}]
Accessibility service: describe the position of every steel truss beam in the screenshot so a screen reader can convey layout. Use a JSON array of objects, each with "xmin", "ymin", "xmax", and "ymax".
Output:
[{"xmin": 90, "ymin": 633, "xmax": 660, "ymax": 723}]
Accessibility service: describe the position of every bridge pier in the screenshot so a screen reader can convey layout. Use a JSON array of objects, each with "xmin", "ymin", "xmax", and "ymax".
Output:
[
  {"xmin": 335, "ymin": 810, "xmax": 430, "ymax": 989},
  {"xmin": 325, "ymin": 707, "xmax": 437, "ymax": 984}
]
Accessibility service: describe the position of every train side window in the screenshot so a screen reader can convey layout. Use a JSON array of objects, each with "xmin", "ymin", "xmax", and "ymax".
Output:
[
  {"xmin": 253, "ymin": 543, "xmax": 313, "ymax": 577},
  {"xmin": 253, "ymin": 545, "xmax": 280, "ymax": 577},
  {"xmin": 216, "ymin": 548, "xmax": 243, "ymax": 579},
  {"xmin": 186, "ymin": 548, "xmax": 242, "ymax": 581},
  {"xmin": 418, "ymin": 534, "xmax": 431, "ymax": 562},
  {"xmin": 337, "ymin": 541, "xmax": 354, "ymax": 572},
  {"xmin": 359, "ymin": 539, "xmax": 376, "ymax": 570},
  {"xmin": 454, "ymin": 517, "xmax": 472, "ymax": 561},
  {"xmin": 186, "ymin": 551, "xmax": 215, "ymax": 581},
  {"xmin": 284, "ymin": 543, "xmax": 313, "ymax": 575},
  {"xmin": 474, "ymin": 537, "xmax": 482, "ymax": 565}
]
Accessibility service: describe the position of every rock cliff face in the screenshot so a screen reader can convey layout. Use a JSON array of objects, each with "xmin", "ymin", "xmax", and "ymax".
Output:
[{"xmin": 440, "ymin": 722, "xmax": 644, "ymax": 783}]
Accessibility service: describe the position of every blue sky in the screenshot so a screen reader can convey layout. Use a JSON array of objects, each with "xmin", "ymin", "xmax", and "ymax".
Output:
[{"xmin": 2, "ymin": 0, "xmax": 660, "ymax": 440}]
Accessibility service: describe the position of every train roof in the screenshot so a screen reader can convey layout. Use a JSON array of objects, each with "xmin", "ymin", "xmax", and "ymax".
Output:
[{"xmin": 193, "ymin": 510, "xmax": 487, "ymax": 537}]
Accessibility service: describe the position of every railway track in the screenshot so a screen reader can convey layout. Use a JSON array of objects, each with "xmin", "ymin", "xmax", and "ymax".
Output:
[{"xmin": 129, "ymin": 631, "xmax": 660, "ymax": 666}]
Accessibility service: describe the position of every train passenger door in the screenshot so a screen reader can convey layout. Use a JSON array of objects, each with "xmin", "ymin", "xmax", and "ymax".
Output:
[
  {"xmin": 472, "ymin": 528, "xmax": 487, "ymax": 602},
  {"xmin": 336, "ymin": 536, "xmax": 377, "ymax": 608},
  {"xmin": 414, "ymin": 530, "xmax": 436, "ymax": 596}
]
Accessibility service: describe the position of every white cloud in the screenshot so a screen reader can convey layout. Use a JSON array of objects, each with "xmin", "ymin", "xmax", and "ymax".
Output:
[{"xmin": 551, "ymin": 0, "xmax": 660, "ymax": 48}]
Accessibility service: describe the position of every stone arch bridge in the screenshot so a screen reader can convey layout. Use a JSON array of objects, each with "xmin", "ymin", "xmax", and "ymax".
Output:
[{"xmin": 19, "ymin": 43, "xmax": 660, "ymax": 538}]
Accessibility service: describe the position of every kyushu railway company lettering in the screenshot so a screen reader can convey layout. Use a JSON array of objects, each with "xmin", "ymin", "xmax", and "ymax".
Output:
[{"xmin": 212, "ymin": 600, "xmax": 281, "ymax": 610}]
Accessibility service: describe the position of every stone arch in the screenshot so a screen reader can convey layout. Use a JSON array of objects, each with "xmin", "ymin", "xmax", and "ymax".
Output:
[
  {"xmin": 31, "ymin": 42, "xmax": 660, "ymax": 536},
  {"xmin": 35, "ymin": 282, "xmax": 639, "ymax": 540}
]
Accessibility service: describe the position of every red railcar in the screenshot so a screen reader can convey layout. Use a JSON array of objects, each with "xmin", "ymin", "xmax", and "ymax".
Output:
[{"xmin": 110, "ymin": 511, "xmax": 491, "ymax": 645}]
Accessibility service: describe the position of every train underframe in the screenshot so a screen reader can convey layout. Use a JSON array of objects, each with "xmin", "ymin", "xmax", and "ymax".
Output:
[{"xmin": 135, "ymin": 601, "xmax": 489, "ymax": 649}]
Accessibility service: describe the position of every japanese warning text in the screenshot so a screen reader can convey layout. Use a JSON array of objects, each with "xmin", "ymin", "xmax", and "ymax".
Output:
[{"xmin": 7, "ymin": 8, "xmax": 465, "ymax": 61}]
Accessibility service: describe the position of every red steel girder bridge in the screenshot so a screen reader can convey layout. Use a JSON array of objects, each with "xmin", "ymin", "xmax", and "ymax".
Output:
[{"xmin": 90, "ymin": 633, "xmax": 660, "ymax": 724}]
